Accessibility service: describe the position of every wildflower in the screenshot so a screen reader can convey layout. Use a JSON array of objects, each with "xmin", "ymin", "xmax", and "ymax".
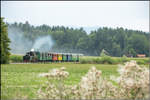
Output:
[
  {"xmin": 37, "ymin": 67, "xmax": 70, "ymax": 99},
  {"xmin": 61, "ymin": 67, "xmax": 66, "ymax": 71},
  {"xmin": 82, "ymin": 76, "xmax": 88, "ymax": 82},
  {"xmin": 38, "ymin": 73, "xmax": 50, "ymax": 77},
  {"xmin": 125, "ymin": 78, "xmax": 134, "ymax": 88},
  {"xmin": 37, "ymin": 61, "xmax": 149, "ymax": 99},
  {"xmin": 115, "ymin": 60, "xmax": 150, "ymax": 99},
  {"xmin": 117, "ymin": 65, "xmax": 125, "ymax": 74},
  {"xmin": 91, "ymin": 66, "xmax": 97, "ymax": 72}
]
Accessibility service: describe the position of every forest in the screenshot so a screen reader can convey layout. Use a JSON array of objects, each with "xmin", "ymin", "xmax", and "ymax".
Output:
[{"xmin": 7, "ymin": 21, "xmax": 149, "ymax": 57}]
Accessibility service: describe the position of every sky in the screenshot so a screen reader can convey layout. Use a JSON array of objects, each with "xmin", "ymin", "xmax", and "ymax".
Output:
[{"xmin": 1, "ymin": 1, "xmax": 149, "ymax": 32}]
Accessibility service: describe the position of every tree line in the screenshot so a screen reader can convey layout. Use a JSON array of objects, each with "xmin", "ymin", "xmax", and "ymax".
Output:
[{"xmin": 7, "ymin": 21, "xmax": 150, "ymax": 57}]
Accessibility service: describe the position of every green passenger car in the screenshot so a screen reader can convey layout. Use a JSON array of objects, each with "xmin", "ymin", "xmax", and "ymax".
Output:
[
  {"xmin": 68, "ymin": 54, "xmax": 72, "ymax": 62},
  {"xmin": 77, "ymin": 55, "xmax": 79, "ymax": 62},
  {"xmin": 45, "ymin": 52, "xmax": 48, "ymax": 61},
  {"xmin": 44, "ymin": 53, "xmax": 47, "ymax": 61},
  {"xmin": 40, "ymin": 53, "xmax": 43, "ymax": 61},
  {"xmin": 48, "ymin": 53, "xmax": 52, "ymax": 61},
  {"xmin": 62, "ymin": 54, "xmax": 67, "ymax": 62},
  {"xmin": 72, "ymin": 55, "xmax": 77, "ymax": 62}
]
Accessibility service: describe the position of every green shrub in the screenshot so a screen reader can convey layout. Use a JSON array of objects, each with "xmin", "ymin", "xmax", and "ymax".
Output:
[
  {"xmin": 80, "ymin": 56, "xmax": 119, "ymax": 64},
  {"xmin": 120, "ymin": 56, "xmax": 128, "ymax": 63},
  {"xmin": 100, "ymin": 56, "xmax": 116, "ymax": 64},
  {"xmin": 136, "ymin": 59, "xmax": 149, "ymax": 65},
  {"xmin": 80, "ymin": 56, "xmax": 149, "ymax": 65},
  {"xmin": 143, "ymin": 59, "xmax": 150, "ymax": 64},
  {"xmin": 136, "ymin": 60, "xmax": 145, "ymax": 65},
  {"xmin": 80, "ymin": 58, "xmax": 93, "ymax": 64},
  {"xmin": 93, "ymin": 58, "xmax": 102, "ymax": 64},
  {"xmin": 10, "ymin": 55, "xmax": 23, "ymax": 63}
]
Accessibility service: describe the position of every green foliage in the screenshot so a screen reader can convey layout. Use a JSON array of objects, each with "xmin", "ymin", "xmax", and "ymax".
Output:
[
  {"xmin": 8, "ymin": 22, "xmax": 149, "ymax": 56},
  {"xmin": 128, "ymin": 34, "xmax": 149, "ymax": 56},
  {"xmin": 100, "ymin": 56, "xmax": 115, "ymax": 64},
  {"xmin": 80, "ymin": 58, "xmax": 93, "ymax": 64},
  {"xmin": 9, "ymin": 55, "xmax": 23, "ymax": 63},
  {"xmin": 136, "ymin": 60, "xmax": 146, "ymax": 65},
  {"xmin": 1, "ymin": 18, "xmax": 11, "ymax": 64},
  {"xmin": 80, "ymin": 56, "xmax": 116, "ymax": 64},
  {"xmin": 80, "ymin": 56, "xmax": 148, "ymax": 64},
  {"xmin": 120, "ymin": 55, "xmax": 128, "ymax": 63}
]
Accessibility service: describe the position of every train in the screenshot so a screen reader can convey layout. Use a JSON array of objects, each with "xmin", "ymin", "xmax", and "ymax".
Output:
[{"xmin": 23, "ymin": 50, "xmax": 82, "ymax": 63}]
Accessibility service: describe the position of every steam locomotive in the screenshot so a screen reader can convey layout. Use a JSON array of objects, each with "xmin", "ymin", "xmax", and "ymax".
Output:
[{"xmin": 23, "ymin": 50, "xmax": 81, "ymax": 63}]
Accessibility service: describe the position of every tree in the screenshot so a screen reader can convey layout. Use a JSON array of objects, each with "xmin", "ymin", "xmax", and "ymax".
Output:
[
  {"xmin": 128, "ymin": 34, "xmax": 149, "ymax": 56},
  {"xmin": 7, "ymin": 21, "xmax": 149, "ymax": 57},
  {"xmin": 1, "ymin": 17, "xmax": 11, "ymax": 64},
  {"xmin": 111, "ymin": 43, "xmax": 121, "ymax": 57}
]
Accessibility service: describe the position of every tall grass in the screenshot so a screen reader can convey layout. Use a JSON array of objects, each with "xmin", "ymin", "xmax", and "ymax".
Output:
[{"xmin": 80, "ymin": 56, "xmax": 149, "ymax": 64}]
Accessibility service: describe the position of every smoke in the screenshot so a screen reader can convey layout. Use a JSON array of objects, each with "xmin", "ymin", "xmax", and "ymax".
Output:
[
  {"xmin": 8, "ymin": 27, "xmax": 33, "ymax": 54},
  {"xmin": 8, "ymin": 27, "xmax": 54, "ymax": 54},
  {"xmin": 8, "ymin": 27, "xmax": 84, "ymax": 55},
  {"xmin": 32, "ymin": 36, "xmax": 54, "ymax": 52}
]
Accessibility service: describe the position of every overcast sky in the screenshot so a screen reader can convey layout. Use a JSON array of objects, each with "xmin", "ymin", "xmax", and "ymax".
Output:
[{"xmin": 1, "ymin": 1, "xmax": 149, "ymax": 32}]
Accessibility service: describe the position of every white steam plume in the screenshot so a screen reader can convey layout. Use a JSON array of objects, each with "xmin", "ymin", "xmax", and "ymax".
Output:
[
  {"xmin": 8, "ymin": 27, "xmax": 54, "ymax": 54},
  {"xmin": 8, "ymin": 27, "xmax": 33, "ymax": 54},
  {"xmin": 32, "ymin": 36, "xmax": 54, "ymax": 52}
]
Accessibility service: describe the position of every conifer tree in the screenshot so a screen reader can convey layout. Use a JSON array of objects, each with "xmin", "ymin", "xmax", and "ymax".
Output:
[{"xmin": 1, "ymin": 17, "xmax": 11, "ymax": 64}]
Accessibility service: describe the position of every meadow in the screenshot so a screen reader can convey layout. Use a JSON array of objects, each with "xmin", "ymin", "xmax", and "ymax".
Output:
[
  {"xmin": 1, "ymin": 56, "xmax": 149, "ymax": 99},
  {"xmin": 1, "ymin": 63, "xmax": 121, "ymax": 99}
]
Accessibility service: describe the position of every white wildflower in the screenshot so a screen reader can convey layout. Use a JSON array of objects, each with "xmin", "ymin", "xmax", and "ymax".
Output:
[
  {"xmin": 125, "ymin": 78, "xmax": 134, "ymax": 88},
  {"xmin": 37, "ymin": 61, "xmax": 149, "ymax": 99},
  {"xmin": 61, "ymin": 67, "xmax": 66, "ymax": 71},
  {"xmin": 38, "ymin": 73, "xmax": 50, "ymax": 77},
  {"xmin": 117, "ymin": 65, "xmax": 125, "ymax": 74}
]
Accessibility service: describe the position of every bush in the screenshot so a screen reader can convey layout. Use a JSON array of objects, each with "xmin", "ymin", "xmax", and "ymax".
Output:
[
  {"xmin": 10, "ymin": 55, "xmax": 23, "ymax": 63},
  {"xmin": 100, "ymin": 56, "xmax": 116, "ymax": 64},
  {"xmin": 80, "ymin": 59, "xmax": 91, "ymax": 64},
  {"xmin": 136, "ymin": 60, "xmax": 146, "ymax": 65},
  {"xmin": 136, "ymin": 59, "xmax": 149, "ymax": 65},
  {"xmin": 93, "ymin": 58, "xmax": 102, "ymax": 64},
  {"xmin": 120, "ymin": 55, "xmax": 128, "ymax": 63},
  {"xmin": 80, "ymin": 56, "xmax": 149, "ymax": 65},
  {"xmin": 144, "ymin": 59, "xmax": 150, "ymax": 64},
  {"xmin": 80, "ymin": 56, "xmax": 116, "ymax": 64}
]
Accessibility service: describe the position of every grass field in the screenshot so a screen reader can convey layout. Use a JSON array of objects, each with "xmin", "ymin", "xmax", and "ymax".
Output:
[{"xmin": 1, "ymin": 62, "xmax": 149, "ymax": 99}]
